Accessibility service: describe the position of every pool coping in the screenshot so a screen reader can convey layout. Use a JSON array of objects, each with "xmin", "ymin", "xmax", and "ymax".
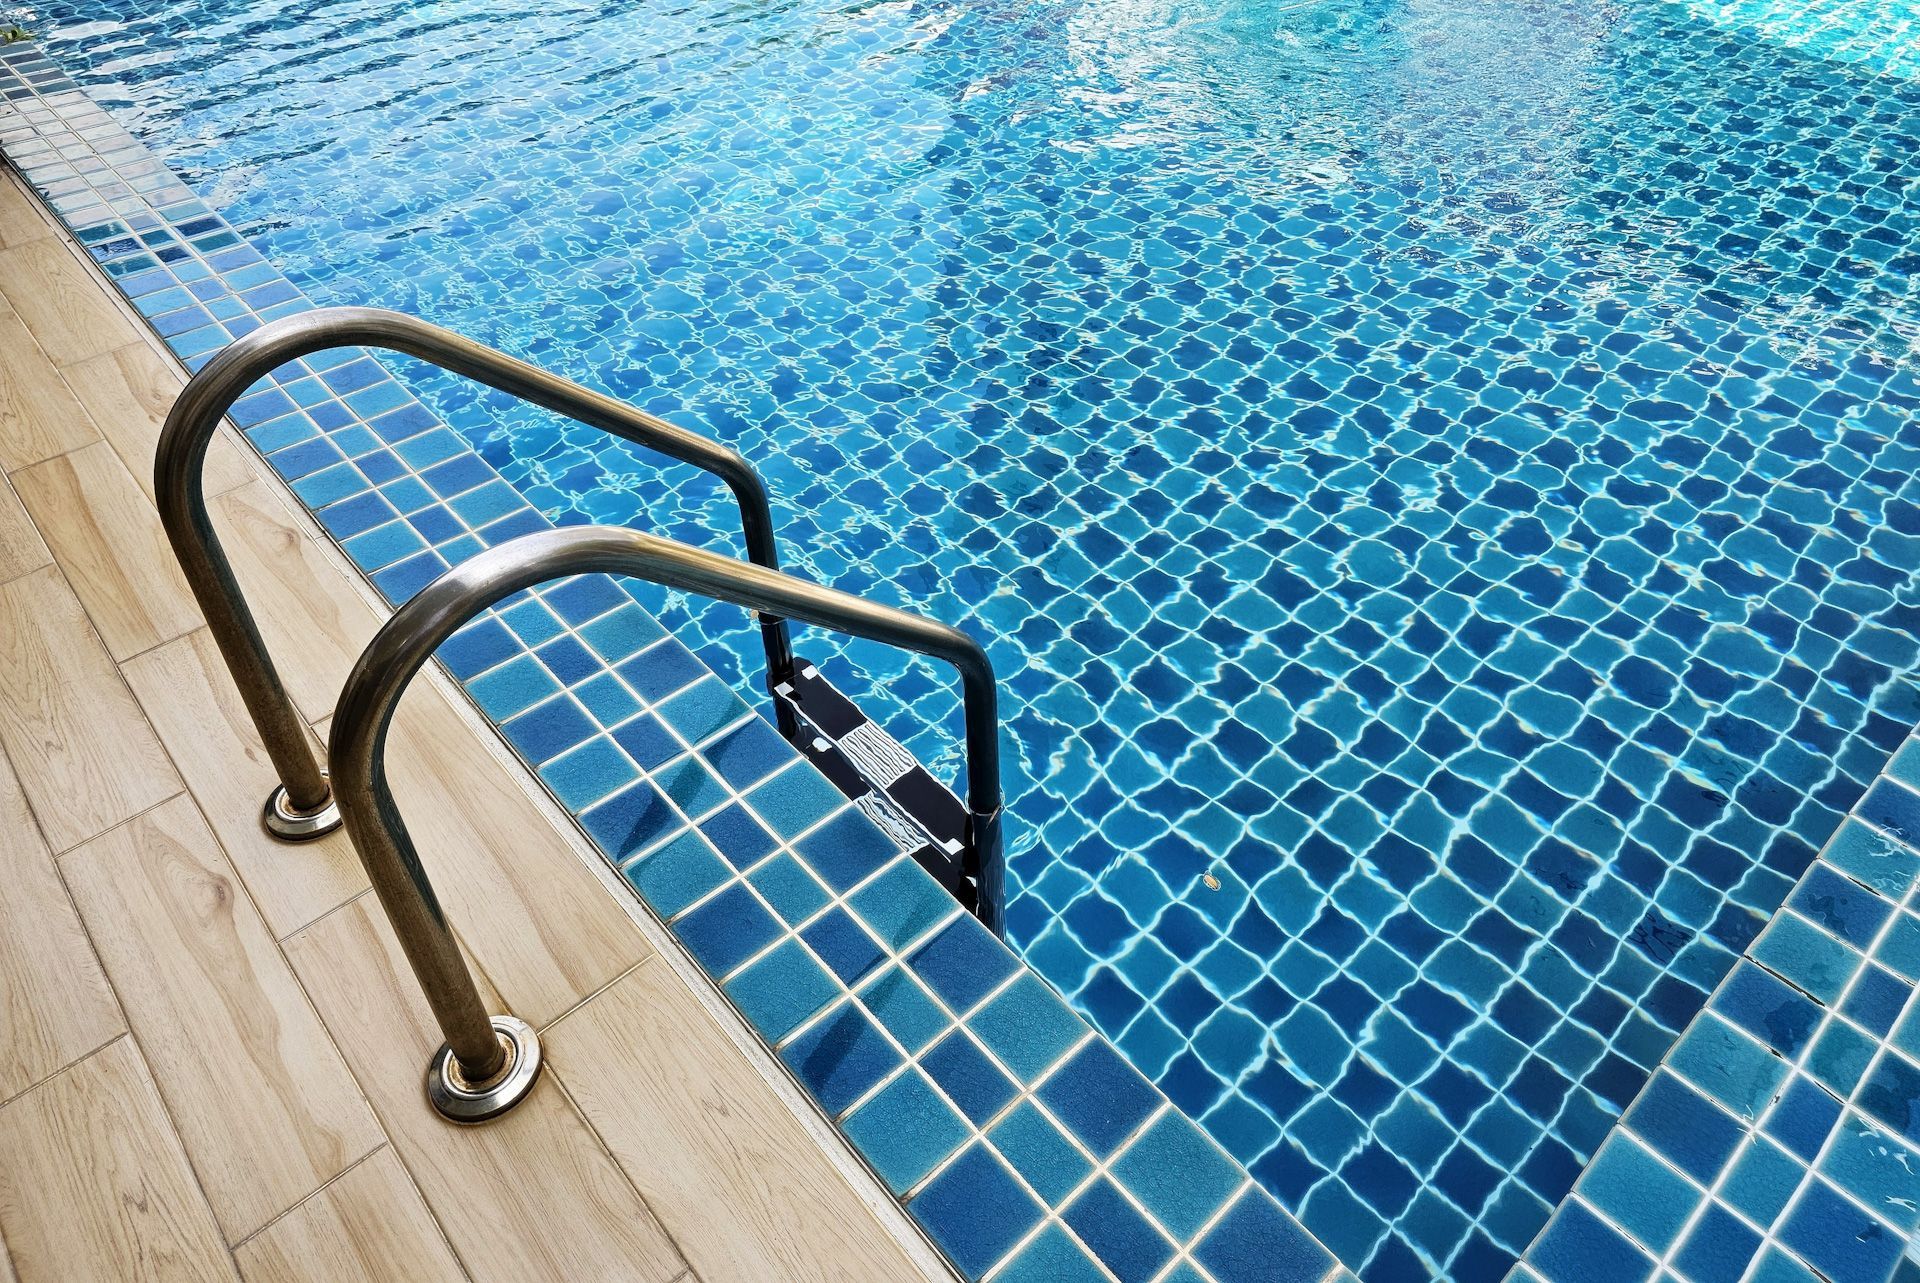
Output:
[{"xmin": 0, "ymin": 39, "xmax": 1354, "ymax": 1283}]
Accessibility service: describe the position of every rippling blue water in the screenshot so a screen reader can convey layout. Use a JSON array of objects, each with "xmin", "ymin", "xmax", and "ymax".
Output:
[{"xmin": 31, "ymin": 0, "xmax": 1920, "ymax": 1275}]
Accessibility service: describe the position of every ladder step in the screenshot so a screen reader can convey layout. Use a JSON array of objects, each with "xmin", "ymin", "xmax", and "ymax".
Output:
[{"xmin": 774, "ymin": 659, "xmax": 978, "ymax": 910}]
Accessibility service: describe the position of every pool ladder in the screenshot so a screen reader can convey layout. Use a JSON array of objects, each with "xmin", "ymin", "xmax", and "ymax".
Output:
[{"xmin": 156, "ymin": 307, "xmax": 1004, "ymax": 1122}]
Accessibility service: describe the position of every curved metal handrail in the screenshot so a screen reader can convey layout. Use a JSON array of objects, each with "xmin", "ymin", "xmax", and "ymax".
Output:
[
  {"xmin": 329, "ymin": 524, "xmax": 1002, "ymax": 1121},
  {"xmin": 156, "ymin": 305, "xmax": 796, "ymax": 841}
]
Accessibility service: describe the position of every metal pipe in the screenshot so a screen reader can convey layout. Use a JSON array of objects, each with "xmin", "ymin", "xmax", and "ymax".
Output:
[
  {"xmin": 155, "ymin": 306, "xmax": 798, "ymax": 843},
  {"xmin": 329, "ymin": 524, "xmax": 1002, "ymax": 1119}
]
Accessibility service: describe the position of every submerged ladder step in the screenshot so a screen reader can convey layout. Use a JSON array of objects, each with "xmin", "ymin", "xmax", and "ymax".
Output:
[{"xmin": 774, "ymin": 659, "xmax": 981, "ymax": 915}]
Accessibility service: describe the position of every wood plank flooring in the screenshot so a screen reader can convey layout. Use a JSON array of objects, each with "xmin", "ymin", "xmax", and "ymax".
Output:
[{"xmin": 0, "ymin": 163, "xmax": 939, "ymax": 1283}]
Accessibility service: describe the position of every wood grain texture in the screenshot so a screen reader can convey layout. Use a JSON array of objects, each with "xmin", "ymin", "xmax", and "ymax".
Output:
[
  {"xmin": 232, "ymin": 1149, "xmax": 466, "ymax": 1283},
  {"xmin": 64, "ymin": 343, "xmax": 253, "ymax": 504},
  {"xmin": 62, "ymin": 795, "xmax": 382, "ymax": 1243},
  {"xmin": 208, "ymin": 480, "xmax": 380, "ymax": 723},
  {"xmin": 0, "ymin": 566, "xmax": 178, "ymax": 850},
  {"xmin": 0, "ymin": 1038, "xmax": 238, "ymax": 1283},
  {"xmin": 0, "ymin": 744, "xmax": 122, "ymax": 1103},
  {"xmin": 13, "ymin": 440, "xmax": 202, "ymax": 660},
  {"xmin": 0, "ymin": 299, "xmax": 101, "ymax": 471},
  {"xmin": 550, "ymin": 960, "xmax": 931, "ymax": 1283},
  {"xmin": 0, "ymin": 173, "xmax": 54, "ymax": 249},
  {"xmin": 0, "ymin": 238, "xmax": 137, "ymax": 367},
  {"xmin": 377, "ymin": 681, "xmax": 648, "ymax": 1025},
  {"xmin": 123, "ymin": 630, "xmax": 368, "ymax": 939},
  {"xmin": 284, "ymin": 899, "xmax": 684, "ymax": 1283},
  {"xmin": 0, "ymin": 475, "xmax": 51, "ymax": 583}
]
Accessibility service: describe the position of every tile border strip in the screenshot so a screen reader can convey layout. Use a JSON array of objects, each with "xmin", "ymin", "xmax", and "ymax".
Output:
[{"xmin": 0, "ymin": 43, "xmax": 1353, "ymax": 1283}]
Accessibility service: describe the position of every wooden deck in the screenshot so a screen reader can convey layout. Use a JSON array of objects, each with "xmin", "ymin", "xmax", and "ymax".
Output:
[{"xmin": 0, "ymin": 164, "xmax": 947, "ymax": 1283}]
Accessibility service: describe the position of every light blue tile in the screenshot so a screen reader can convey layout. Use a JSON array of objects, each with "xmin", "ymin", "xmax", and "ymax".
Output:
[{"xmin": 843, "ymin": 1068, "xmax": 970, "ymax": 1195}]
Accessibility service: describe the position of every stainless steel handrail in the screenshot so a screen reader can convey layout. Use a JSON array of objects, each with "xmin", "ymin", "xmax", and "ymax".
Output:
[
  {"xmin": 331, "ymin": 524, "xmax": 1003, "ymax": 1121},
  {"xmin": 155, "ymin": 305, "xmax": 797, "ymax": 842}
]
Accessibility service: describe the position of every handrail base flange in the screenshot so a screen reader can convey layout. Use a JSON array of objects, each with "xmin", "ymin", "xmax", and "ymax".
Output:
[
  {"xmin": 262, "ymin": 782, "xmax": 342, "ymax": 842},
  {"xmin": 426, "ymin": 1015, "xmax": 542, "ymax": 1124}
]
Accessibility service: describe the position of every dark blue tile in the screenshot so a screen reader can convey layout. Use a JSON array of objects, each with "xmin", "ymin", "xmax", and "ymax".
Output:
[
  {"xmin": 369, "ymin": 549, "xmax": 450, "ymax": 604},
  {"xmin": 799, "ymin": 908, "xmax": 885, "ymax": 985},
  {"xmin": 616, "ymin": 640, "xmax": 708, "ymax": 702},
  {"xmin": 1528, "ymin": 1201, "xmax": 1655, "ymax": 1283},
  {"xmin": 919, "ymin": 1030, "xmax": 1017, "ymax": 1124},
  {"xmin": 1840, "ymin": 965, "xmax": 1912, "ymax": 1036},
  {"xmin": 1857, "ymin": 1053, "xmax": 1920, "ymax": 1143},
  {"xmin": 1857, "ymin": 780, "xmax": 1920, "ymax": 847},
  {"xmin": 1037, "ymin": 1040, "xmax": 1162, "ymax": 1159},
  {"xmin": 543, "ymin": 574, "xmax": 629, "ymax": 625},
  {"xmin": 699, "ymin": 803, "xmax": 781, "ymax": 870},
  {"xmin": 908, "ymin": 1143, "xmax": 1043, "ymax": 1281},
  {"xmin": 500, "ymin": 694, "xmax": 598, "ymax": 765},
  {"xmin": 905, "ymin": 913, "xmax": 1019, "ymax": 1015},
  {"xmin": 702, "ymin": 715, "xmax": 796, "ymax": 790},
  {"xmin": 530, "ymin": 633, "xmax": 598, "ymax": 686},
  {"xmin": 1672, "ymin": 1202, "xmax": 1760, "ymax": 1283},
  {"xmin": 672, "ymin": 882, "xmax": 783, "ymax": 977},
  {"xmin": 579, "ymin": 778, "xmax": 679, "ymax": 862},
  {"xmin": 1063, "ymin": 1177, "xmax": 1174, "ymax": 1283},
  {"xmin": 315, "ymin": 490, "xmax": 398, "ymax": 540},
  {"xmin": 610, "ymin": 713, "xmax": 682, "ymax": 771},
  {"xmin": 1713, "ymin": 962, "xmax": 1822, "ymax": 1059},
  {"xmin": 420, "ymin": 452, "xmax": 494, "ymax": 500},
  {"xmin": 317, "ymin": 356, "xmax": 385, "ymax": 394},
  {"xmin": 1778, "ymin": 1177, "xmax": 1906, "ymax": 1283},
  {"xmin": 436, "ymin": 615, "xmax": 519, "ymax": 679},
  {"xmin": 1789, "ymin": 864, "xmax": 1891, "ymax": 949},
  {"xmin": 1624, "ymin": 1070, "xmax": 1746, "ymax": 1185},
  {"xmin": 1766, "ymin": 1076, "xmax": 1843, "ymax": 1163}
]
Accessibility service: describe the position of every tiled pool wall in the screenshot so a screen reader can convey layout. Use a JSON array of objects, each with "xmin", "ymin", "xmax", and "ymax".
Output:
[
  {"xmin": 4, "ymin": 34, "xmax": 1918, "ymax": 1283},
  {"xmin": 0, "ymin": 42, "xmax": 1351, "ymax": 1283},
  {"xmin": 1517, "ymin": 764, "xmax": 1920, "ymax": 1283}
]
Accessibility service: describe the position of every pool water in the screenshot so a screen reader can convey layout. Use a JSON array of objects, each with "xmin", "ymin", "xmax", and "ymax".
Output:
[{"xmin": 33, "ymin": 0, "xmax": 1920, "ymax": 1276}]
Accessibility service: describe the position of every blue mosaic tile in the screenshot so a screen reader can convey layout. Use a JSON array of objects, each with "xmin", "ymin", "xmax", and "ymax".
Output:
[
  {"xmin": 1038, "ymin": 1040, "xmax": 1165, "ymax": 1159},
  {"xmin": 989, "ymin": 1099, "xmax": 1094, "ymax": 1208},
  {"xmin": 842, "ymin": 1067, "xmax": 971, "ymax": 1195},
  {"xmin": 909, "ymin": 1143, "xmax": 1045, "ymax": 1280},
  {"xmin": 723, "ymin": 938, "xmax": 840, "ymax": 1042},
  {"xmin": 1064, "ymin": 1177, "xmax": 1176, "ymax": 1283}
]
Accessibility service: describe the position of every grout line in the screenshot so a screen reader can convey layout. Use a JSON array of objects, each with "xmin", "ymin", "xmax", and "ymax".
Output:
[
  {"xmin": 224, "ymin": 1141, "xmax": 389, "ymax": 1254},
  {"xmin": 537, "ymin": 1033, "xmax": 699, "ymax": 1282},
  {"xmin": 0, "ymin": 1030, "xmax": 131, "ymax": 1111},
  {"xmin": 535, "ymin": 955, "xmax": 653, "ymax": 1034}
]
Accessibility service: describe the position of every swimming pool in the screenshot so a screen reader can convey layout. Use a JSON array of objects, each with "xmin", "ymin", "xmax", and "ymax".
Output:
[{"xmin": 30, "ymin": 0, "xmax": 1920, "ymax": 1276}]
